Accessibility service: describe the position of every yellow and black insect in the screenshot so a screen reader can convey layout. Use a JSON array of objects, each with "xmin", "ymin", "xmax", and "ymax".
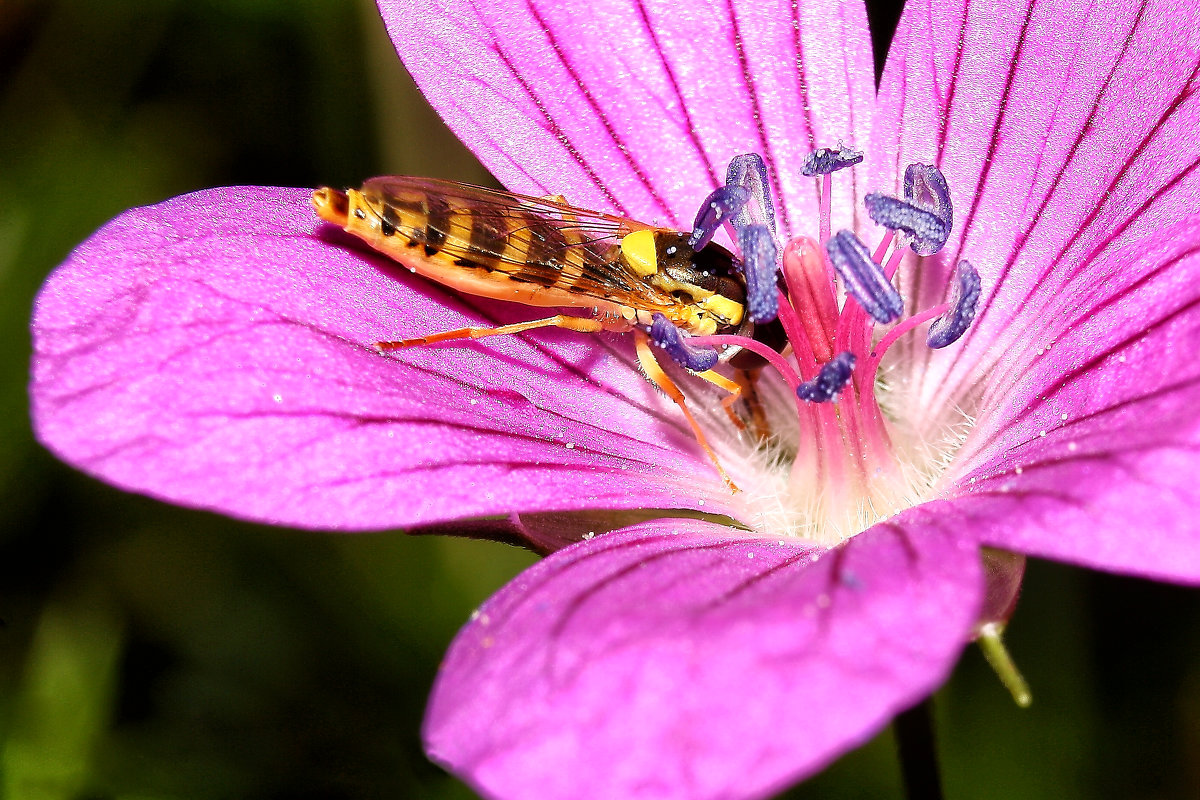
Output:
[{"xmin": 312, "ymin": 176, "xmax": 757, "ymax": 488}]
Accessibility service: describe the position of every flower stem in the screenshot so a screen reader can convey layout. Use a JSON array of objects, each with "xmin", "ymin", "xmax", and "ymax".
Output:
[{"xmin": 894, "ymin": 697, "xmax": 944, "ymax": 800}]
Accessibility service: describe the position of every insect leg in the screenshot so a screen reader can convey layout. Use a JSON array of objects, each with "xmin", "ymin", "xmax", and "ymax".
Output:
[
  {"xmin": 691, "ymin": 368, "xmax": 746, "ymax": 431},
  {"xmin": 377, "ymin": 315, "xmax": 605, "ymax": 350},
  {"xmin": 734, "ymin": 368, "xmax": 773, "ymax": 443},
  {"xmin": 634, "ymin": 329, "xmax": 739, "ymax": 493},
  {"xmin": 692, "ymin": 367, "xmax": 777, "ymax": 443}
]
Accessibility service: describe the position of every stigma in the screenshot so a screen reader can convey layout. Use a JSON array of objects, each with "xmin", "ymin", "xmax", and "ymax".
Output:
[{"xmin": 690, "ymin": 152, "xmax": 982, "ymax": 545}]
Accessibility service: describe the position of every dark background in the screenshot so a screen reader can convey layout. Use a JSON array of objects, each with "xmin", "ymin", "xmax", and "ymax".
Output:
[{"xmin": 2, "ymin": 0, "xmax": 1199, "ymax": 797}]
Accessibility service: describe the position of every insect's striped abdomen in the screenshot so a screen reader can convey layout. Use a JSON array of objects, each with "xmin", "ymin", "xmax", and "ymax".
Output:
[
  {"xmin": 359, "ymin": 183, "xmax": 603, "ymax": 295},
  {"xmin": 311, "ymin": 176, "xmax": 746, "ymax": 335}
]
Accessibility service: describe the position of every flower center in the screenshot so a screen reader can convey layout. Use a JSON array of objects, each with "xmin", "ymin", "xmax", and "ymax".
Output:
[{"xmin": 691, "ymin": 152, "xmax": 981, "ymax": 546}]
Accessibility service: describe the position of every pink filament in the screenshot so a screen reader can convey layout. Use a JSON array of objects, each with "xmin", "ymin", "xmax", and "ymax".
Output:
[
  {"xmin": 819, "ymin": 173, "xmax": 832, "ymax": 244},
  {"xmin": 689, "ymin": 334, "xmax": 803, "ymax": 395}
]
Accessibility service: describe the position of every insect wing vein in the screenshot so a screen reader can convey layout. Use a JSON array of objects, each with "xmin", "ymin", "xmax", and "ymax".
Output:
[{"xmin": 360, "ymin": 176, "xmax": 674, "ymax": 311}]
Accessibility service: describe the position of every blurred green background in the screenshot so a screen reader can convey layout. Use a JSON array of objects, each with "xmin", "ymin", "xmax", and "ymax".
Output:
[{"xmin": 2, "ymin": 0, "xmax": 1200, "ymax": 798}]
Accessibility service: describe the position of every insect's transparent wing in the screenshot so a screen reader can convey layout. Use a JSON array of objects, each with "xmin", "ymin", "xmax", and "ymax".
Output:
[{"xmin": 361, "ymin": 176, "xmax": 672, "ymax": 309}]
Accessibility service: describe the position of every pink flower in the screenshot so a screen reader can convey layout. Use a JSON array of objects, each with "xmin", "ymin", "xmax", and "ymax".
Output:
[{"xmin": 29, "ymin": 0, "xmax": 1200, "ymax": 798}]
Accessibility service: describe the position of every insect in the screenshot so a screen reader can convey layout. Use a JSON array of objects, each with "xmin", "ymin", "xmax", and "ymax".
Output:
[{"xmin": 312, "ymin": 176, "xmax": 763, "ymax": 489}]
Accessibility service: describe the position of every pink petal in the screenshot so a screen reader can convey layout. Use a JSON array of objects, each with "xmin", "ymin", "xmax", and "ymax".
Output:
[
  {"xmin": 380, "ymin": 0, "xmax": 875, "ymax": 238},
  {"xmin": 871, "ymin": 0, "xmax": 1200, "ymax": 410},
  {"xmin": 424, "ymin": 515, "xmax": 982, "ymax": 800},
  {"xmin": 866, "ymin": 0, "xmax": 1200, "ymax": 582},
  {"xmin": 947, "ymin": 217, "xmax": 1200, "ymax": 583},
  {"xmin": 31, "ymin": 187, "xmax": 739, "ymax": 530}
]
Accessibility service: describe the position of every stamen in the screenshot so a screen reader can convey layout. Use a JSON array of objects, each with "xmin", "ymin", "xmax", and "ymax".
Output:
[
  {"xmin": 726, "ymin": 153, "xmax": 777, "ymax": 242},
  {"xmin": 863, "ymin": 193, "xmax": 950, "ymax": 255},
  {"xmin": 688, "ymin": 334, "xmax": 803, "ymax": 395},
  {"xmin": 801, "ymin": 144, "xmax": 863, "ymax": 244},
  {"xmin": 825, "ymin": 230, "xmax": 903, "ymax": 324},
  {"xmin": 796, "ymin": 352, "xmax": 856, "ymax": 403},
  {"xmin": 882, "ymin": 243, "xmax": 907, "ymax": 280},
  {"xmin": 927, "ymin": 260, "xmax": 981, "ymax": 349},
  {"xmin": 737, "ymin": 224, "xmax": 779, "ymax": 324},
  {"xmin": 872, "ymin": 229, "xmax": 896, "ymax": 264},
  {"xmin": 801, "ymin": 144, "xmax": 864, "ymax": 176},
  {"xmin": 819, "ymin": 173, "xmax": 832, "ymax": 244},
  {"xmin": 904, "ymin": 163, "xmax": 953, "ymax": 230},
  {"xmin": 688, "ymin": 185, "xmax": 750, "ymax": 249},
  {"xmin": 649, "ymin": 313, "xmax": 719, "ymax": 372},
  {"xmin": 870, "ymin": 303, "xmax": 949, "ymax": 361}
]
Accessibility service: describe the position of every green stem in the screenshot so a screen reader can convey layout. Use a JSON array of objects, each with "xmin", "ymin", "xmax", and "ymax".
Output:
[
  {"xmin": 976, "ymin": 622, "xmax": 1032, "ymax": 707},
  {"xmin": 894, "ymin": 697, "xmax": 944, "ymax": 800}
]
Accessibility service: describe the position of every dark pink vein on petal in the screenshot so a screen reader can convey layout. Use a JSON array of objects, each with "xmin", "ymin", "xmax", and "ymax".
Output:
[
  {"xmin": 1033, "ymin": 71, "xmax": 1200, "ymax": 291},
  {"xmin": 966, "ymin": 486, "xmax": 1090, "ymax": 511},
  {"xmin": 963, "ymin": 69, "xmax": 1200, "ymax": 414},
  {"xmin": 463, "ymin": 0, "xmax": 628, "ymax": 214},
  {"xmin": 523, "ymin": 0, "xmax": 674, "ymax": 221},
  {"xmin": 928, "ymin": 0, "xmax": 1144, "ymax": 401},
  {"xmin": 962, "ymin": 0, "xmax": 1149, "ymax": 298},
  {"xmin": 915, "ymin": 0, "xmax": 1038, "ymax": 395},
  {"xmin": 447, "ymin": 97, "xmax": 561, "ymax": 191},
  {"xmin": 951, "ymin": 1, "xmax": 1038, "ymax": 259},
  {"xmin": 1019, "ymin": 372, "xmax": 1200, "ymax": 456},
  {"xmin": 701, "ymin": 547, "xmax": 820, "ymax": 609},
  {"xmin": 1011, "ymin": 0, "xmax": 1104, "ymax": 225},
  {"xmin": 184, "ymin": 409, "xmax": 662, "ymax": 467},
  {"xmin": 722, "ymin": 0, "xmax": 792, "ymax": 234},
  {"xmin": 475, "ymin": 531, "xmax": 755, "ymax": 687},
  {"xmin": 1061, "ymin": 153, "xmax": 1200, "ymax": 294},
  {"xmin": 489, "ymin": 530, "xmax": 722, "ymax": 632},
  {"xmin": 546, "ymin": 538, "xmax": 737, "ymax": 642},
  {"xmin": 788, "ymin": 0, "xmax": 819, "ymax": 213},
  {"xmin": 979, "ymin": 440, "xmax": 1200, "ymax": 497},
  {"xmin": 921, "ymin": 0, "xmax": 1147, "ymax": 402},
  {"xmin": 994, "ymin": 291, "xmax": 1200, "ymax": 438},
  {"xmin": 932, "ymin": 0, "xmax": 971, "ymax": 167},
  {"xmin": 892, "ymin": 35, "xmax": 920, "ymax": 333},
  {"xmin": 980, "ymin": 235, "xmax": 1200, "ymax": 429},
  {"xmin": 788, "ymin": 0, "xmax": 817, "ymax": 153},
  {"xmin": 980, "ymin": 150, "xmax": 1200, "ymax": 408},
  {"xmin": 631, "ymin": 0, "xmax": 722, "ymax": 190},
  {"xmin": 835, "ymin": 0, "xmax": 863, "ymax": 233},
  {"xmin": 304, "ymin": 459, "xmax": 665, "ymax": 492}
]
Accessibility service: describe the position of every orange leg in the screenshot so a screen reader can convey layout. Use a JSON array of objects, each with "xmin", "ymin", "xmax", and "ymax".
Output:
[
  {"xmin": 693, "ymin": 367, "xmax": 773, "ymax": 444},
  {"xmin": 377, "ymin": 314, "xmax": 606, "ymax": 350},
  {"xmin": 693, "ymin": 368, "xmax": 747, "ymax": 432},
  {"xmin": 634, "ymin": 330, "xmax": 739, "ymax": 493},
  {"xmin": 734, "ymin": 368, "xmax": 773, "ymax": 443}
]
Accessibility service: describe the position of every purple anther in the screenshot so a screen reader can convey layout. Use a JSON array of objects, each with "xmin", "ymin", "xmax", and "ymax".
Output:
[
  {"xmin": 737, "ymin": 223, "xmax": 779, "ymax": 324},
  {"xmin": 797, "ymin": 352, "xmax": 856, "ymax": 403},
  {"xmin": 650, "ymin": 313, "xmax": 720, "ymax": 372},
  {"xmin": 688, "ymin": 185, "xmax": 751, "ymax": 249},
  {"xmin": 864, "ymin": 193, "xmax": 950, "ymax": 256},
  {"xmin": 726, "ymin": 153, "xmax": 777, "ymax": 241},
  {"xmin": 904, "ymin": 163, "xmax": 953, "ymax": 231},
  {"xmin": 927, "ymin": 260, "xmax": 982, "ymax": 349},
  {"xmin": 825, "ymin": 230, "xmax": 903, "ymax": 324},
  {"xmin": 801, "ymin": 143, "xmax": 864, "ymax": 176}
]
